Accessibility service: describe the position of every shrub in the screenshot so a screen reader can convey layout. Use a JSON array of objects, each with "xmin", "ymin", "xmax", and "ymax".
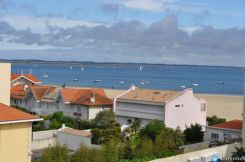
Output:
[
  {"xmin": 184, "ymin": 124, "xmax": 204, "ymax": 144},
  {"xmin": 139, "ymin": 120, "xmax": 165, "ymax": 142},
  {"xmin": 40, "ymin": 144, "xmax": 70, "ymax": 162}
]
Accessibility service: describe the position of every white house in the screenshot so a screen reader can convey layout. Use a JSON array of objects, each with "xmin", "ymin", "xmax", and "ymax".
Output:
[
  {"xmin": 10, "ymin": 85, "xmax": 113, "ymax": 120},
  {"xmin": 204, "ymin": 119, "xmax": 242, "ymax": 142},
  {"xmin": 114, "ymin": 86, "xmax": 207, "ymax": 130}
]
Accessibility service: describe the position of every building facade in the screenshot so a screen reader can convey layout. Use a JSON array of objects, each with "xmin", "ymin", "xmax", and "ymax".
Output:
[
  {"xmin": 11, "ymin": 85, "xmax": 113, "ymax": 120},
  {"xmin": 204, "ymin": 119, "xmax": 242, "ymax": 142},
  {"xmin": 114, "ymin": 87, "xmax": 207, "ymax": 130},
  {"xmin": 0, "ymin": 63, "xmax": 42, "ymax": 162}
]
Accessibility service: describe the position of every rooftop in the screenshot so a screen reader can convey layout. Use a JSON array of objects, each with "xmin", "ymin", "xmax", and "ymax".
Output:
[
  {"xmin": 118, "ymin": 88, "xmax": 179, "ymax": 103},
  {"xmin": 211, "ymin": 119, "xmax": 242, "ymax": 130},
  {"xmin": 59, "ymin": 127, "xmax": 91, "ymax": 137},
  {"xmin": 11, "ymin": 73, "xmax": 41, "ymax": 84},
  {"xmin": 0, "ymin": 103, "xmax": 41, "ymax": 124},
  {"xmin": 61, "ymin": 88, "xmax": 113, "ymax": 106}
]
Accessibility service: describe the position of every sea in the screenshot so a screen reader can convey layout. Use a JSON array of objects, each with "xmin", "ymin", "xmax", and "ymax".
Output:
[{"xmin": 12, "ymin": 63, "xmax": 244, "ymax": 95}]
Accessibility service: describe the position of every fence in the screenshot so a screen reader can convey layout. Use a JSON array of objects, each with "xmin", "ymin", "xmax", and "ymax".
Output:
[{"xmin": 32, "ymin": 130, "xmax": 58, "ymax": 151}]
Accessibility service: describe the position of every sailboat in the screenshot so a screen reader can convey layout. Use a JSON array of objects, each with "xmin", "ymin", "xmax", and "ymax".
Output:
[
  {"xmin": 43, "ymin": 74, "xmax": 48, "ymax": 78},
  {"xmin": 81, "ymin": 66, "xmax": 84, "ymax": 71},
  {"xmin": 139, "ymin": 66, "xmax": 143, "ymax": 71},
  {"xmin": 70, "ymin": 66, "xmax": 73, "ymax": 70}
]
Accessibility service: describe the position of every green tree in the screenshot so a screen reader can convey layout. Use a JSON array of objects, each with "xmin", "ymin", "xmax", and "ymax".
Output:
[
  {"xmin": 52, "ymin": 111, "xmax": 64, "ymax": 122},
  {"xmin": 184, "ymin": 124, "xmax": 204, "ymax": 144},
  {"xmin": 130, "ymin": 119, "xmax": 141, "ymax": 134},
  {"xmin": 139, "ymin": 120, "xmax": 165, "ymax": 141},
  {"xmin": 49, "ymin": 119, "xmax": 61, "ymax": 129},
  {"xmin": 207, "ymin": 115, "xmax": 226, "ymax": 126},
  {"xmin": 102, "ymin": 140, "xmax": 119, "ymax": 162},
  {"xmin": 122, "ymin": 140, "xmax": 134, "ymax": 160},
  {"xmin": 40, "ymin": 144, "xmax": 70, "ymax": 162},
  {"xmin": 135, "ymin": 137, "xmax": 154, "ymax": 157},
  {"xmin": 78, "ymin": 119, "xmax": 96, "ymax": 130},
  {"xmin": 94, "ymin": 110, "xmax": 117, "ymax": 129},
  {"xmin": 61, "ymin": 116, "xmax": 76, "ymax": 128}
]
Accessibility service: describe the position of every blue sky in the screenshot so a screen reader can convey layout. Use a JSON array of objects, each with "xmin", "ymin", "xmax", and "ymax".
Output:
[{"xmin": 0, "ymin": 0, "xmax": 245, "ymax": 66}]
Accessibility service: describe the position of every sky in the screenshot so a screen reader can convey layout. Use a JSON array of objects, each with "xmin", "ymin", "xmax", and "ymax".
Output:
[{"xmin": 0, "ymin": 0, "xmax": 245, "ymax": 66}]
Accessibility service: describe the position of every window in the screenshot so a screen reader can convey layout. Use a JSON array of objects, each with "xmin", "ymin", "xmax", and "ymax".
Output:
[
  {"xmin": 224, "ymin": 133, "xmax": 232, "ymax": 140},
  {"xmin": 211, "ymin": 133, "xmax": 219, "ymax": 139},
  {"xmin": 175, "ymin": 105, "xmax": 180, "ymax": 108},
  {"xmin": 201, "ymin": 103, "xmax": 206, "ymax": 112},
  {"xmin": 77, "ymin": 106, "xmax": 81, "ymax": 112}
]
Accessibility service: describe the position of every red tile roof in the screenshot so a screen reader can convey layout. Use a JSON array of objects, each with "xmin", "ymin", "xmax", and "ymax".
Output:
[
  {"xmin": 211, "ymin": 119, "xmax": 242, "ymax": 130},
  {"xmin": 11, "ymin": 74, "xmax": 41, "ymax": 84},
  {"xmin": 61, "ymin": 88, "xmax": 113, "ymax": 106},
  {"xmin": 0, "ymin": 103, "xmax": 40, "ymax": 123},
  {"xmin": 11, "ymin": 84, "xmax": 28, "ymax": 99},
  {"xmin": 30, "ymin": 86, "xmax": 55, "ymax": 101}
]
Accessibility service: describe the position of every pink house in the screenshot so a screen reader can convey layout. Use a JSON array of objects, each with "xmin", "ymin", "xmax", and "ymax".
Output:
[{"xmin": 114, "ymin": 86, "xmax": 207, "ymax": 130}]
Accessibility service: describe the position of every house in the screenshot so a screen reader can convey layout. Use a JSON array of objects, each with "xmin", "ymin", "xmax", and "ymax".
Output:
[
  {"xmin": 11, "ymin": 85, "xmax": 113, "ymax": 120},
  {"xmin": 11, "ymin": 73, "xmax": 41, "ymax": 86},
  {"xmin": 57, "ymin": 124, "xmax": 98, "ymax": 151},
  {"xmin": 114, "ymin": 86, "xmax": 207, "ymax": 130},
  {"xmin": 0, "ymin": 103, "xmax": 42, "ymax": 162},
  {"xmin": 204, "ymin": 119, "xmax": 242, "ymax": 142},
  {"xmin": 0, "ymin": 63, "xmax": 42, "ymax": 162}
]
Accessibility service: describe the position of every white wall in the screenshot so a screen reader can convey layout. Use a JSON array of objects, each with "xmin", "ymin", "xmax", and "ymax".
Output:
[
  {"xmin": 32, "ymin": 130, "xmax": 58, "ymax": 151},
  {"xmin": 165, "ymin": 89, "xmax": 207, "ymax": 130},
  {"xmin": 57, "ymin": 132, "xmax": 98, "ymax": 151},
  {"xmin": 115, "ymin": 101, "xmax": 164, "ymax": 125},
  {"xmin": 0, "ymin": 63, "xmax": 10, "ymax": 106},
  {"xmin": 150, "ymin": 142, "xmax": 241, "ymax": 162}
]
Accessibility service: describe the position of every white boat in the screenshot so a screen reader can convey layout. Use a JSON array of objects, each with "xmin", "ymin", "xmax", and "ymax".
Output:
[
  {"xmin": 193, "ymin": 83, "xmax": 199, "ymax": 86},
  {"xmin": 180, "ymin": 85, "xmax": 186, "ymax": 89},
  {"xmin": 70, "ymin": 66, "xmax": 73, "ymax": 70},
  {"xmin": 81, "ymin": 67, "xmax": 84, "ymax": 71},
  {"xmin": 43, "ymin": 74, "xmax": 48, "ymax": 78},
  {"xmin": 119, "ymin": 81, "xmax": 125, "ymax": 84},
  {"xmin": 73, "ymin": 78, "xmax": 78, "ymax": 81},
  {"xmin": 140, "ymin": 82, "xmax": 145, "ymax": 85},
  {"xmin": 93, "ymin": 80, "xmax": 102, "ymax": 82},
  {"xmin": 139, "ymin": 66, "xmax": 143, "ymax": 71}
]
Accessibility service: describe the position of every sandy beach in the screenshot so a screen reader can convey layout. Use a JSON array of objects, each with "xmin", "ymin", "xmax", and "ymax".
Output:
[{"xmin": 103, "ymin": 89, "xmax": 243, "ymax": 121}]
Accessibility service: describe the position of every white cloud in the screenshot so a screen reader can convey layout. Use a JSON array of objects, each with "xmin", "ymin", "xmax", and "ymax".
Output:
[
  {"xmin": 120, "ymin": 0, "xmax": 165, "ymax": 11},
  {"xmin": 0, "ymin": 15, "xmax": 105, "ymax": 33}
]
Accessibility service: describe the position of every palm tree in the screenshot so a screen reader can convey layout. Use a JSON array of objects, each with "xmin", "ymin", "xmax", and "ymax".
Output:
[
  {"xmin": 232, "ymin": 146, "xmax": 245, "ymax": 161},
  {"xmin": 130, "ymin": 118, "xmax": 141, "ymax": 134}
]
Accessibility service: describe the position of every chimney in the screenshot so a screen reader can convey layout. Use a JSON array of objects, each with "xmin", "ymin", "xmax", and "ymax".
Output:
[
  {"xmin": 24, "ymin": 85, "xmax": 29, "ymax": 91},
  {"xmin": 0, "ymin": 63, "xmax": 11, "ymax": 106},
  {"xmin": 242, "ymin": 67, "xmax": 245, "ymax": 147},
  {"xmin": 90, "ymin": 92, "xmax": 96, "ymax": 103}
]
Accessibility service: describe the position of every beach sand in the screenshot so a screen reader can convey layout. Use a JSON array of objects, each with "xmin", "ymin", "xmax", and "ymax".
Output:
[
  {"xmin": 196, "ymin": 94, "xmax": 243, "ymax": 121},
  {"xmin": 103, "ymin": 89, "xmax": 243, "ymax": 121}
]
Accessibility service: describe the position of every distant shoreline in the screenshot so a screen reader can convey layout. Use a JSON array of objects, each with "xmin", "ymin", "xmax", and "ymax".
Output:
[{"xmin": 0, "ymin": 59, "xmax": 242, "ymax": 68}]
